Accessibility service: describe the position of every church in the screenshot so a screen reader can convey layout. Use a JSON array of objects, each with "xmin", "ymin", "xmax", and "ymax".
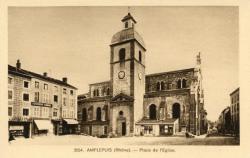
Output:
[{"xmin": 77, "ymin": 12, "xmax": 207, "ymax": 137}]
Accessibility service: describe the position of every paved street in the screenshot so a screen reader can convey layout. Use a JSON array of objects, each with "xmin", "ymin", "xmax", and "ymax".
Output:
[{"xmin": 9, "ymin": 135, "xmax": 239, "ymax": 146}]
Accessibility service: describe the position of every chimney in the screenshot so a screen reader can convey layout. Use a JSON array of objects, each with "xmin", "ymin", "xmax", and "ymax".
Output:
[
  {"xmin": 16, "ymin": 59, "xmax": 21, "ymax": 69},
  {"xmin": 62, "ymin": 77, "xmax": 67, "ymax": 83},
  {"xmin": 43, "ymin": 72, "xmax": 48, "ymax": 77}
]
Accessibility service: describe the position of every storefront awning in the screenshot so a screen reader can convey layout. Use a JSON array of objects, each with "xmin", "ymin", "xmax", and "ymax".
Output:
[
  {"xmin": 64, "ymin": 119, "xmax": 78, "ymax": 125},
  {"xmin": 34, "ymin": 120, "xmax": 52, "ymax": 130}
]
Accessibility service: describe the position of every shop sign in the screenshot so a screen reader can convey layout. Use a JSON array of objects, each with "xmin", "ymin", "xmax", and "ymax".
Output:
[{"xmin": 31, "ymin": 102, "xmax": 52, "ymax": 107}]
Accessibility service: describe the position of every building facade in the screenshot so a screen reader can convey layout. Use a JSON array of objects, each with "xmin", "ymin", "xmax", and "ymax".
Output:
[
  {"xmin": 77, "ymin": 13, "xmax": 207, "ymax": 137},
  {"xmin": 230, "ymin": 88, "xmax": 239, "ymax": 136},
  {"xmin": 8, "ymin": 60, "xmax": 78, "ymax": 138},
  {"xmin": 216, "ymin": 88, "xmax": 239, "ymax": 136},
  {"xmin": 217, "ymin": 106, "xmax": 231, "ymax": 135}
]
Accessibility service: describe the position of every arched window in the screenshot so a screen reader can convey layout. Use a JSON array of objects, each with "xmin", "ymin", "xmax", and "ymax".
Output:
[
  {"xmin": 182, "ymin": 79, "xmax": 187, "ymax": 88},
  {"xmin": 139, "ymin": 51, "xmax": 142, "ymax": 62},
  {"xmin": 119, "ymin": 48, "xmax": 126, "ymax": 61},
  {"xmin": 96, "ymin": 89, "xmax": 99, "ymax": 96},
  {"xmin": 125, "ymin": 22, "xmax": 128, "ymax": 28},
  {"xmin": 172, "ymin": 103, "xmax": 181, "ymax": 119},
  {"xmin": 96, "ymin": 107, "xmax": 102, "ymax": 121},
  {"xmin": 149, "ymin": 104, "xmax": 157, "ymax": 120},
  {"xmin": 93, "ymin": 90, "xmax": 96, "ymax": 97},
  {"xmin": 82, "ymin": 108, "xmax": 87, "ymax": 121},
  {"xmin": 161, "ymin": 81, "xmax": 165, "ymax": 91},
  {"xmin": 156, "ymin": 82, "xmax": 160, "ymax": 91},
  {"xmin": 119, "ymin": 111, "xmax": 124, "ymax": 116},
  {"xmin": 177, "ymin": 79, "xmax": 182, "ymax": 89},
  {"xmin": 107, "ymin": 88, "xmax": 110, "ymax": 96}
]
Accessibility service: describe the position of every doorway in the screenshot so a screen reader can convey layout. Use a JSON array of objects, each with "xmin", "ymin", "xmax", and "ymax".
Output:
[
  {"xmin": 122, "ymin": 122, "xmax": 126, "ymax": 136},
  {"xmin": 172, "ymin": 103, "xmax": 181, "ymax": 119},
  {"xmin": 149, "ymin": 104, "xmax": 157, "ymax": 119}
]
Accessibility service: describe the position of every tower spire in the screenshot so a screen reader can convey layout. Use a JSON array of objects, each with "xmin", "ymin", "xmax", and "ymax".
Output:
[
  {"xmin": 196, "ymin": 52, "xmax": 201, "ymax": 65},
  {"xmin": 128, "ymin": 6, "xmax": 130, "ymax": 13},
  {"xmin": 121, "ymin": 9, "xmax": 137, "ymax": 29}
]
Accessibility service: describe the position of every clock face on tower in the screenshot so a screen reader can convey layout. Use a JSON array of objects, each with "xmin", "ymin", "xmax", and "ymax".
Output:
[
  {"xmin": 138, "ymin": 72, "xmax": 142, "ymax": 80},
  {"xmin": 118, "ymin": 71, "xmax": 125, "ymax": 79}
]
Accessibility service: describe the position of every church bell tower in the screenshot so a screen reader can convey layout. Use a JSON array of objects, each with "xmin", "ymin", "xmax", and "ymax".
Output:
[{"xmin": 109, "ymin": 12, "xmax": 146, "ymax": 136}]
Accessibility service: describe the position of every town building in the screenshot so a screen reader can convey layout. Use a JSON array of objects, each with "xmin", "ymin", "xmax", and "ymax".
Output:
[
  {"xmin": 216, "ymin": 88, "xmax": 240, "ymax": 136},
  {"xmin": 230, "ymin": 88, "xmax": 239, "ymax": 136},
  {"xmin": 77, "ymin": 13, "xmax": 207, "ymax": 137},
  {"xmin": 217, "ymin": 106, "xmax": 231, "ymax": 135},
  {"xmin": 8, "ymin": 60, "xmax": 78, "ymax": 138}
]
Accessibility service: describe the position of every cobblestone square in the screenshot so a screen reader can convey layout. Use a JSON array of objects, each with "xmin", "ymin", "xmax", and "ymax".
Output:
[{"xmin": 10, "ymin": 135, "xmax": 239, "ymax": 146}]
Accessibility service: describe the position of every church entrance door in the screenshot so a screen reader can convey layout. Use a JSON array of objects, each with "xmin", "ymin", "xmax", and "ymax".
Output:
[
  {"xmin": 117, "ymin": 117, "xmax": 126, "ymax": 136},
  {"xmin": 122, "ymin": 122, "xmax": 126, "ymax": 136}
]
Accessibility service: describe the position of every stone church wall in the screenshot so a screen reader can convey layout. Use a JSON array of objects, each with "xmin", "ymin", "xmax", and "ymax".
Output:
[
  {"xmin": 133, "ymin": 42, "xmax": 145, "ymax": 128},
  {"xmin": 143, "ymin": 92, "xmax": 191, "ymax": 130},
  {"xmin": 78, "ymin": 100, "xmax": 110, "ymax": 121}
]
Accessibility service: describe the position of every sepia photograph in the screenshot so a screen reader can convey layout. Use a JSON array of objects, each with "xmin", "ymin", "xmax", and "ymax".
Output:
[{"xmin": 7, "ymin": 6, "xmax": 240, "ymax": 146}]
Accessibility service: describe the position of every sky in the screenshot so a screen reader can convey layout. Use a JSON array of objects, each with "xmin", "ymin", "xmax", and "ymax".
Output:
[{"xmin": 8, "ymin": 6, "xmax": 238, "ymax": 121}]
